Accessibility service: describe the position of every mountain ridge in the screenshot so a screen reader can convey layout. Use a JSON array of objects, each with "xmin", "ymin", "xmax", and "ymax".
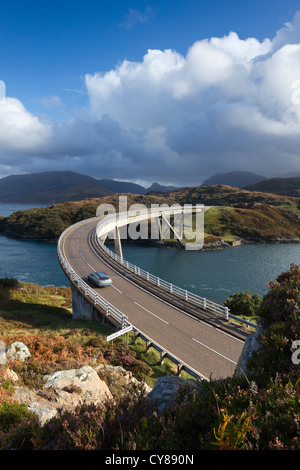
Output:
[{"xmin": 0, "ymin": 171, "xmax": 180, "ymax": 203}]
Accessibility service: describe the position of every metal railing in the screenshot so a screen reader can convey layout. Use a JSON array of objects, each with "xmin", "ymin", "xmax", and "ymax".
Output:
[
  {"xmin": 57, "ymin": 218, "xmax": 129, "ymax": 329},
  {"xmin": 98, "ymin": 239, "xmax": 256, "ymax": 328},
  {"xmin": 98, "ymin": 239, "xmax": 231, "ymax": 320}
]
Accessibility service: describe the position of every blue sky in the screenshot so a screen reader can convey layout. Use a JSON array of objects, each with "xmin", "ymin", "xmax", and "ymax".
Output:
[{"xmin": 0, "ymin": 1, "xmax": 300, "ymax": 186}]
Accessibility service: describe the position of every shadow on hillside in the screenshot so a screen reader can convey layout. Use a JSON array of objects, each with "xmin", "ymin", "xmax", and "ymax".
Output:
[{"xmin": 0, "ymin": 297, "xmax": 113, "ymax": 337}]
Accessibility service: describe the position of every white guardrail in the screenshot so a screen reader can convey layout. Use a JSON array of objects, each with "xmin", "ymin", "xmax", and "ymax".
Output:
[
  {"xmin": 98, "ymin": 240, "xmax": 257, "ymax": 328},
  {"xmin": 58, "ymin": 214, "xmax": 256, "ymax": 332},
  {"xmin": 99, "ymin": 240, "xmax": 230, "ymax": 319}
]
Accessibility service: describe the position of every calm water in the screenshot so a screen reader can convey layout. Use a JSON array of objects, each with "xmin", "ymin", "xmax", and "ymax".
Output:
[
  {"xmin": 0, "ymin": 203, "xmax": 68, "ymax": 287},
  {"xmin": 0, "ymin": 203, "xmax": 299, "ymax": 302}
]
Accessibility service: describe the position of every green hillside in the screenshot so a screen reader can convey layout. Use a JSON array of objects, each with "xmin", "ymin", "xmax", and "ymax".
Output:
[
  {"xmin": 244, "ymin": 176, "xmax": 300, "ymax": 197},
  {"xmin": 0, "ymin": 186, "xmax": 299, "ymax": 243}
]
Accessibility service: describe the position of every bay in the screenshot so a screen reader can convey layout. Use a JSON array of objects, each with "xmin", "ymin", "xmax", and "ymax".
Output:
[
  {"xmin": 0, "ymin": 203, "xmax": 69, "ymax": 287},
  {"xmin": 0, "ymin": 203, "xmax": 299, "ymax": 302},
  {"xmin": 115, "ymin": 242, "xmax": 300, "ymax": 303}
]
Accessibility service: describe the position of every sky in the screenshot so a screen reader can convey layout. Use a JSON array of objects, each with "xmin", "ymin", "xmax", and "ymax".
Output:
[{"xmin": 1, "ymin": 0, "xmax": 300, "ymax": 187}]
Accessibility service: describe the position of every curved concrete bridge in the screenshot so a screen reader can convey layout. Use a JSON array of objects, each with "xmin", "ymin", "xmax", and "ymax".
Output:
[{"xmin": 58, "ymin": 205, "xmax": 253, "ymax": 381}]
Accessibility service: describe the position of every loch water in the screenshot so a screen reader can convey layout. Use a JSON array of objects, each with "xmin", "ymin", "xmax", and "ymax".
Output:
[{"xmin": 0, "ymin": 203, "xmax": 299, "ymax": 303}]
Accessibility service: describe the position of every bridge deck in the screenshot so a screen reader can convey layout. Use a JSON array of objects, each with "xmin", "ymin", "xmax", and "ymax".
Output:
[{"xmin": 61, "ymin": 219, "xmax": 249, "ymax": 381}]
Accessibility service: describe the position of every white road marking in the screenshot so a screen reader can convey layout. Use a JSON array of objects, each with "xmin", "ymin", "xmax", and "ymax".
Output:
[
  {"xmin": 112, "ymin": 285, "xmax": 123, "ymax": 294},
  {"xmin": 192, "ymin": 337, "xmax": 237, "ymax": 364},
  {"xmin": 134, "ymin": 301, "xmax": 169, "ymax": 325}
]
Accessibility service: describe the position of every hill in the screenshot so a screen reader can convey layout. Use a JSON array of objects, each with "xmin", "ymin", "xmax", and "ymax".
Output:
[
  {"xmin": 244, "ymin": 176, "xmax": 300, "ymax": 197},
  {"xmin": 0, "ymin": 185, "xmax": 299, "ymax": 243},
  {"xmin": 0, "ymin": 171, "xmax": 115, "ymax": 203},
  {"xmin": 0, "ymin": 263, "xmax": 300, "ymax": 450},
  {"xmin": 202, "ymin": 171, "xmax": 266, "ymax": 188},
  {"xmin": 0, "ymin": 171, "xmax": 183, "ymax": 203}
]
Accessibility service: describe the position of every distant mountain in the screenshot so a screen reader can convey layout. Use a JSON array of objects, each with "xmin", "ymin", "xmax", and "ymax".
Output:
[
  {"xmin": 202, "ymin": 171, "xmax": 267, "ymax": 188},
  {"xmin": 0, "ymin": 171, "xmax": 116, "ymax": 203},
  {"xmin": 244, "ymin": 176, "xmax": 300, "ymax": 197},
  {"xmin": 146, "ymin": 182, "xmax": 180, "ymax": 193},
  {"xmin": 98, "ymin": 179, "xmax": 146, "ymax": 195},
  {"xmin": 0, "ymin": 171, "xmax": 182, "ymax": 203}
]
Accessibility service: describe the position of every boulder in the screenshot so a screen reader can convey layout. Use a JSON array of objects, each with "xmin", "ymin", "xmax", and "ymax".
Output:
[
  {"xmin": 43, "ymin": 365, "xmax": 113, "ymax": 404},
  {"xmin": 13, "ymin": 387, "xmax": 58, "ymax": 427},
  {"xmin": 146, "ymin": 375, "xmax": 202, "ymax": 414},
  {"xmin": 95, "ymin": 364, "xmax": 152, "ymax": 398},
  {"xmin": 234, "ymin": 319, "xmax": 264, "ymax": 378},
  {"xmin": 5, "ymin": 342, "xmax": 31, "ymax": 362},
  {"xmin": 13, "ymin": 366, "xmax": 113, "ymax": 426},
  {"xmin": 3, "ymin": 368, "xmax": 19, "ymax": 382}
]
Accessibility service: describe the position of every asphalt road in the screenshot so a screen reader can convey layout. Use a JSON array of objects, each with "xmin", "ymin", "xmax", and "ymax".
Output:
[{"xmin": 60, "ymin": 219, "xmax": 249, "ymax": 381}]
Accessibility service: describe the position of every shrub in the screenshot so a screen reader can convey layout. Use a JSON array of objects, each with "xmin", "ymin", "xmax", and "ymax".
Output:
[
  {"xmin": 0, "ymin": 402, "xmax": 39, "ymax": 450},
  {"xmin": 224, "ymin": 291, "xmax": 261, "ymax": 317}
]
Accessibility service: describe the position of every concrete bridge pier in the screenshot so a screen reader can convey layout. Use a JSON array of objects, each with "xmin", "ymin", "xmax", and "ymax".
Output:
[
  {"xmin": 70, "ymin": 282, "xmax": 117, "ymax": 330},
  {"xmin": 114, "ymin": 226, "xmax": 123, "ymax": 260}
]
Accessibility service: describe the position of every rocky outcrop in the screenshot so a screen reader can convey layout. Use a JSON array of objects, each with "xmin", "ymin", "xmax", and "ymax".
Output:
[
  {"xmin": 234, "ymin": 319, "xmax": 264, "ymax": 378},
  {"xmin": 146, "ymin": 375, "xmax": 203, "ymax": 414},
  {"xmin": 2, "ymin": 341, "xmax": 203, "ymax": 425},
  {"xmin": 12, "ymin": 366, "xmax": 113, "ymax": 426}
]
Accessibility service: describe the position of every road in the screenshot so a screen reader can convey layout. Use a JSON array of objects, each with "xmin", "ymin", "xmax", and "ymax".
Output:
[{"xmin": 60, "ymin": 219, "xmax": 249, "ymax": 381}]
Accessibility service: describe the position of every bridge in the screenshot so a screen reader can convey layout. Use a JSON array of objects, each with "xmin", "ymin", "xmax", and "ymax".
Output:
[{"xmin": 57, "ymin": 204, "xmax": 255, "ymax": 381}]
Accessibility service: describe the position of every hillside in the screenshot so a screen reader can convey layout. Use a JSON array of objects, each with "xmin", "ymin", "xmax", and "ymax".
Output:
[
  {"xmin": 0, "ymin": 171, "xmax": 114, "ymax": 203},
  {"xmin": 0, "ymin": 263, "xmax": 300, "ymax": 450},
  {"xmin": 0, "ymin": 171, "xmax": 182, "ymax": 203},
  {"xmin": 244, "ymin": 176, "xmax": 300, "ymax": 197},
  {"xmin": 202, "ymin": 171, "xmax": 266, "ymax": 188}
]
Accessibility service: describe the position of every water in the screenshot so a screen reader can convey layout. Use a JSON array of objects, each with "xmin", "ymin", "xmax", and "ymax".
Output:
[
  {"xmin": 0, "ymin": 202, "xmax": 49, "ymax": 218},
  {"xmin": 117, "ymin": 242, "xmax": 300, "ymax": 303},
  {"xmin": 0, "ymin": 203, "xmax": 69, "ymax": 287},
  {"xmin": 0, "ymin": 203, "xmax": 299, "ymax": 301}
]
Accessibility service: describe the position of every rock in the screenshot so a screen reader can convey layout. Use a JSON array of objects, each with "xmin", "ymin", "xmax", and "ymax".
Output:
[
  {"xmin": 146, "ymin": 375, "xmax": 202, "ymax": 414},
  {"xmin": 3, "ymin": 368, "xmax": 19, "ymax": 382},
  {"xmin": 5, "ymin": 342, "xmax": 31, "ymax": 362},
  {"xmin": 234, "ymin": 319, "xmax": 264, "ymax": 378},
  {"xmin": 95, "ymin": 364, "xmax": 152, "ymax": 397},
  {"xmin": 13, "ymin": 387, "xmax": 58, "ymax": 427},
  {"xmin": 43, "ymin": 366, "xmax": 113, "ymax": 404},
  {"xmin": 13, "ymin": 366, "xmax": 114, "ymax": 426}
]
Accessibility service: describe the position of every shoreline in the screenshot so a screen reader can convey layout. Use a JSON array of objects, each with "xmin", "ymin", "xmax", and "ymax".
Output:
[{"xmin": 1, "ymin": 229, "xmax": 300, "ymax": 250}]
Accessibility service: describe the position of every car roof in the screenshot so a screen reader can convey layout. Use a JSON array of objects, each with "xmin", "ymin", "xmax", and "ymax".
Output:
[{"xmin": 95, "ymin": 271, "xmax": 109, "ymax": 276}]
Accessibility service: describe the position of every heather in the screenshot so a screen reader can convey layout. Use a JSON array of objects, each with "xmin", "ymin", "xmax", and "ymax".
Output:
[{"xmin": 0, "ymin": 264, "xmax": 300, "ymax": 450}]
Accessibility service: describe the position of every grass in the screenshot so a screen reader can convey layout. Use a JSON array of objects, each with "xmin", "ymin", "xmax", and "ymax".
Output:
[{"xmin": 0, "ymin": 281, "xmax": 194, "ymax": 389}]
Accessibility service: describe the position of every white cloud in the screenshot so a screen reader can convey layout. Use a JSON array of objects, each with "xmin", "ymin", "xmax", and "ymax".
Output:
[
  {"xmin": 0, "ymin": 97, "xmax": 52, "ymax": 152},
  {"xmin": 1, "ymin": 11, "xmax": 300, "ymax": 184}
]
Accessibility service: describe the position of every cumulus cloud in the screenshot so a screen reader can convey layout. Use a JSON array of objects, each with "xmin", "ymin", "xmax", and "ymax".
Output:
[
  {"xmin": 1, "ymin": 11, "xmax": 300, "ymax": 184},
  {"xmin": 84, "ymin": 14, "xmax": 300, "ymax": 182}
]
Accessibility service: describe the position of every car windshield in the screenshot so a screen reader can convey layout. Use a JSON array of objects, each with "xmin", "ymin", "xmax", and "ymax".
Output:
[{"xmin": 96, "ymin": 272, "xmax": 110, "ymax": 280}]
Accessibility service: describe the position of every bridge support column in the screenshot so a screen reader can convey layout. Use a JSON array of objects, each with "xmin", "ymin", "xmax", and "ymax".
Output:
[
  {"xmin": 70, "ymin": 283, "xmax": 117, "ymax": 330},
  {"xmin": 114, "ymin": 226, "xmax": 123, "ymax": 260}
]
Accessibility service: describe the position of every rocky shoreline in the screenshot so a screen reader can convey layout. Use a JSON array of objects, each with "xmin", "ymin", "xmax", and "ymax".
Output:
[{"xmin": 1, "ymin": 228, "xmax": 300, "ymax": 251}]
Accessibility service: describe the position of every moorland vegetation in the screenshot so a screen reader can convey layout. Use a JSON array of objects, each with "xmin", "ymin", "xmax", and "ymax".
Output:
[{"xmin": 0, "ymin": 263, "xmax": 299, "ymax": 450}]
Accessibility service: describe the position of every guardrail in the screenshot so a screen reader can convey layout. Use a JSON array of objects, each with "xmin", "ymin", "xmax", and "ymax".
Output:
[
  {"xmin": 57, "ymin": 217, "xmax": 208, "ymax": 380},
  {"xmin": 98, "ymin": 239, "xmax": 256, "ymax": 328},
  {"xmin": 98, "ymin": 239, "xmax": 230, "ymax": 319},
  {"xmin": 57, "ymin": 218, "xmax": 129, "ymax": 329}
]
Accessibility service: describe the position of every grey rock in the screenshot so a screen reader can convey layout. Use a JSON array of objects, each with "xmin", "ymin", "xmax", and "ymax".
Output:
[
  {"xmin": 6, "ymin": 342, "xmax": 31, "ymax": 362},
  {"xmin": 146, "ymin": 375, "xmax": 202, "ymax": 414},
  {"xmin": 234, "ymin": 319, "xmax": 264, "ymax": 378}
]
